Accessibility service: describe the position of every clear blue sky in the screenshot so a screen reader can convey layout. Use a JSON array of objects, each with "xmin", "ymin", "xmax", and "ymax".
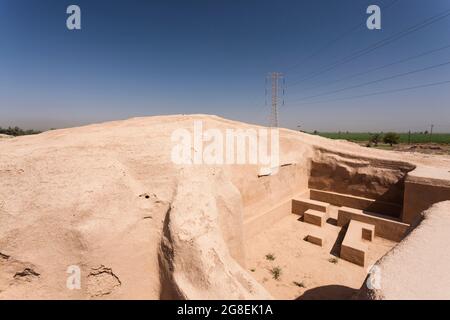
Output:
[{"xmin": 1, "ymin": 0, "xmax": 450, "ymax": 132}]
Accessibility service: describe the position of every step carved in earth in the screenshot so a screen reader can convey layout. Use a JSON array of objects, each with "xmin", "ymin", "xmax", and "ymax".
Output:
[
  {"xmin": 305, "ymin": 229, "xmax": 325, "ymax": 247},
  {"xmin": 304, "ymin": 209, "xmax": 328, "ymax": 227},
  {"xmin": 340, "ymin": 220, "xmax": 375, "ymax": 267},
  {"xmin": 292, "ymin": 198, "xmax": 330, "ymax": 216},
  {"xmin": 338, "ymin": 206, "xmax": 410, "ymax": 242}
]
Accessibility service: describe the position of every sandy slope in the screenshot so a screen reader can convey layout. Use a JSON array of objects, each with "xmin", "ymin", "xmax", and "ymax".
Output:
[
  {"xmin": 0, "ymin": 115, "xmax": 449, "ymax": 299},
  {"xmin": 358, "ymin": 201, "xmax": 450, "ymax": 300},
  {"xmin": 0, "ymin": 116, "xmax": 180, "ymax": 299},
  {"xmin": 0, "ymin": 115, "xmax": 271, "ymax": 299}
]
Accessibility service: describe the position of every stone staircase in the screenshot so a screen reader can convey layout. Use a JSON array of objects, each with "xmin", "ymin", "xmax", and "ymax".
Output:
[{"xmin": 291, "ymin": 189, "xmax": 411, "ymax": 266}]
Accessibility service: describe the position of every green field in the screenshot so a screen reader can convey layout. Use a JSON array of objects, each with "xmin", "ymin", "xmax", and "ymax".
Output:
[{"xmin": 316, "ymin": 132, "xmax": 450, "ymax": 144}]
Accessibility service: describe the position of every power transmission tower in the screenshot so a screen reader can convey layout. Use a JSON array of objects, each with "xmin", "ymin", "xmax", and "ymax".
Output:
[{"xmin": 266, "ymin": 72, "xmax": 285, "ymax": 127}]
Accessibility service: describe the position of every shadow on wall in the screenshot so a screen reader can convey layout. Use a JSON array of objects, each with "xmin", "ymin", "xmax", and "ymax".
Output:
[
  {"xmin": 309, "ymin": 160, "xmax": 408, "ymax": 204},
  {"xmin": 309, "ymin": 158, "xmax": 416, "ymax": 219},
  {"xmin": 329, "ymin": 225, "xmax": 347, "ymax": 258},
  {"xmin": 366, "ymin": 177, "xmax": 406, "ymax": 218},
  {"xmin": 297, "ymin": 285, "xmax": 358, "ymax": 300}
]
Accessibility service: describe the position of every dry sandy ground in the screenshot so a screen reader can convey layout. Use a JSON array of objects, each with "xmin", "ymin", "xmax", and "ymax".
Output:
[
  {"xmin": 0, "ymin": 115, "xmax": 274, "ymax": 299},
  {"xmin": 395, "ymin": 143, "xmax": 450, "ymax": 155},
  {"xmin": 0, "ymin": 117, "xmax": 179, "ymax": 299},
  {"xmin": 0, "ymin": 115, "xmax": 449, "ymax": 300},
  {"xmin": 359, "ymin": 201, "xmax": 450, "ymax": 300},
  {"xmin": 355, "ymin": 142, "xmax": 450, "ymax": 156},
  {"xmin": 246, "ymin": 206, "xmax": 395, "ymax": 299}
]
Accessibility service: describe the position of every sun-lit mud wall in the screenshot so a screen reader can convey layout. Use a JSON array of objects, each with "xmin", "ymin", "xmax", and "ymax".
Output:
[
  {"xmin": 402, "ymin": 169, "xmax": 450, "ymax": 224},
  {"xmin": 358, "ymin": 201, "xmax": 450, "ymax": 300},
  {"xmin": 308, "ymin": 147, "xmax": 415, "ymax": 215},
  {"xmin": 232, "ymin": 163, "xmax": 308, "ymax": 219},
  {"xmin": 158, "ymin": 167, "xmax": 272, "ymax": 300},
  {"xmin": 228, "ymin": 136, "xmax": 313, "ymax": 222}
]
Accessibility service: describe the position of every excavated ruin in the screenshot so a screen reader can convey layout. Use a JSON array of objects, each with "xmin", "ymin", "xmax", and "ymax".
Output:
[{"xmin": 1, "ymin": 115, "xmax": 450, "ymax": 299}]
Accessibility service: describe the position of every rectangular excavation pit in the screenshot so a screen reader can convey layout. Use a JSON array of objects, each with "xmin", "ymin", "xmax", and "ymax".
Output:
[
  {"xmin": 292, "ymin": 198, "xmax": 330, "ymax": 216},
  {"xmin": 303, "ymin": 209, "xmax": 328, "ymax": 227},
  {"xmin": 337, "ymin": 207, "xmax": 410, "ymax": 242},
  {"xmin": 310, "ymin": 189, "xmax": 402, "ymax": 218},
  {"xmin": 238, "ymin": 148, "xmax": 446, "ymax": 300},
  {"xmin": 305, "ymin": 229, "xmax": 325, "ymax": 247}
]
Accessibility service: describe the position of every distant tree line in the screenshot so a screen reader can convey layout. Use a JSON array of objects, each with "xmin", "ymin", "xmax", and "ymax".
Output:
[
  {"xmin": 0, "ymin": 126, "xmax": 41, "ymax": 136},
  {"xmin": 369, "ymin": 132, "xmax": 400, "ymax": 146}
]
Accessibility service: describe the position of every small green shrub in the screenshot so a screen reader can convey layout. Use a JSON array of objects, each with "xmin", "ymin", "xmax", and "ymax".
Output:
[
  {"xmin": 383, "ymin": 132, "xmax": 400, "ymax": 146},
  {"xmin": 265, "ymin": 253, "xmax": 275, "ymax": 261},
  {"xmin": 369, "ymin": 133, "xmax": 382, "ymax": 146},
  {"xmin": 328, "ymin": 257, "xmax": 338, "ymax": 264},
  {"xmin": 270, "ymin": 266, "xmax": 282, "ymax": 280}
]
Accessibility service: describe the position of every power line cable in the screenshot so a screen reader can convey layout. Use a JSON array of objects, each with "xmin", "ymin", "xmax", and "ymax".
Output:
[
  {"xmin": 291, "ymin": 79, "xmax": 450, "ymax": 106},
  {"xmin": 288, "ymin": 7, "xmax": 450, "ymax": 87},
  {"xmin": 297, "ymin": 43, "xmax": 450, "ymax": 92},
  {"xmin": 292, "ymin": 58, "xmax": 450, "ymax": 102},
  {"xmin": 283, "ymin": 0, "xmax": 401, "ymax": 73}
]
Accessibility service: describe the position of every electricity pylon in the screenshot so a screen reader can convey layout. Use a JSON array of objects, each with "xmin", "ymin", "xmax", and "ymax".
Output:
[{"xmin": 266, "ymin": 72, "xmax": 285, "ymax": 127}]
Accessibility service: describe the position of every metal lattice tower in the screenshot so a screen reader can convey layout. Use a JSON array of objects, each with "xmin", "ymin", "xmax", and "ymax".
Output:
[{"xmin": 266, "ymin": 72, "xmax": 284, "ymax": 127}]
